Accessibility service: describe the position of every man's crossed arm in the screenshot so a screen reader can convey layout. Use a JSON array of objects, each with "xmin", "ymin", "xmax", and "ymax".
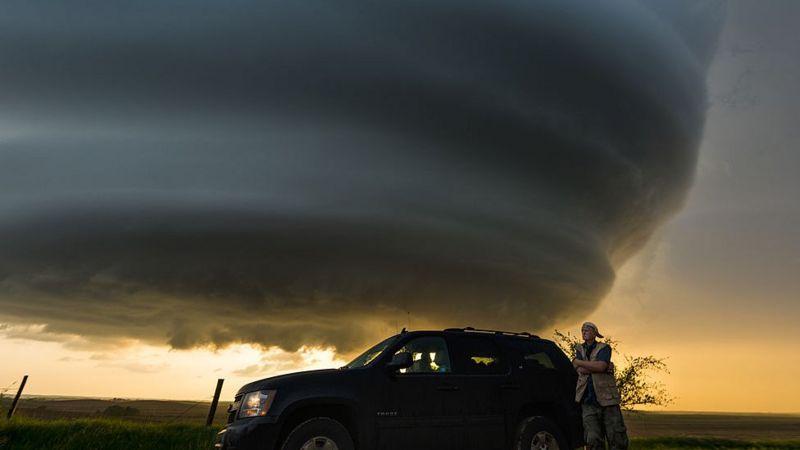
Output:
[{"xmin": 572, "ymin": 359, "xmax": 609, "ymax": 374}]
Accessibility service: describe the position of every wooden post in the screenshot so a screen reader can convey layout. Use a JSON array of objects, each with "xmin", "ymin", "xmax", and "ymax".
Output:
[
  {"xmin": 206, "ymin": 378, "xmax": 224, "ymax": 426},
  {"xmin": 6, "ymin": 375, "xmax": 28, "ymax": 420}
]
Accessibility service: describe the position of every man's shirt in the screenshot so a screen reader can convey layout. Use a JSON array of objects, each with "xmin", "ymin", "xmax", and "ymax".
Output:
[{"xmin": 577, "ymin": 341, "xmax": 612, "ymax": 405}]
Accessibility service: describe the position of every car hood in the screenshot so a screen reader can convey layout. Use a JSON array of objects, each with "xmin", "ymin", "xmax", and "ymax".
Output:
[{"xmin": 236, "ymin": 368, "xmax": 344, "ymax": 395}]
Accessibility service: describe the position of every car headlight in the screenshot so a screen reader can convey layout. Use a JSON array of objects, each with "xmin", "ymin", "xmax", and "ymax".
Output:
[{"xmin": 238, "ymin": 390, "xmax": 277, "ymax": 418}]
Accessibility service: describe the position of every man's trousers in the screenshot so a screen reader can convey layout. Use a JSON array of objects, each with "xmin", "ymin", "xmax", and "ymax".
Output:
[{"xmin": 581, "ymin": 402, "xmax": 629, "ymax": 450}]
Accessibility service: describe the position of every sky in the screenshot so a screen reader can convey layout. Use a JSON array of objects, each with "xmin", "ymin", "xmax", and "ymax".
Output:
[
  {"xmin": 1, "ymin": 0, "xmax": 798, "ymax": 413},
  {"xmin": 592, "ymin": 0, "xmax": 800, "ymax": 413}
]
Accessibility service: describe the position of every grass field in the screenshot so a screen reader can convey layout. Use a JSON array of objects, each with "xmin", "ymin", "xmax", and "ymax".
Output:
[
  {"xmin": 0, "ymin": 418, "xmax": 219, "ymax": 450},
  {"xmin": 1, "ymin": 417, "xmax": 799, "ymax": 450},
  {"xmin": 1, "ymin": 397, "xmax": 799, "ymax": 449}
]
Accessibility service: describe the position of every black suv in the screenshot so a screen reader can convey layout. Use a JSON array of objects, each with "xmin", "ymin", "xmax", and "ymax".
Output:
[{"xmin": 216, "ymin": 327, "xmax": 583, "ymax": 450}]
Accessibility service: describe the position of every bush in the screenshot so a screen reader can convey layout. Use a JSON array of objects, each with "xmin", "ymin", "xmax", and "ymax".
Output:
[{"xmin": 553, "ymin": 329, "xmax": 672, "ymax": 410}]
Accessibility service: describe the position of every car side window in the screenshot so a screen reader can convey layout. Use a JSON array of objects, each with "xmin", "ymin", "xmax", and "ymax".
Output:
[
  {"xmin": 453, "ymin": 336, "xmax": 508, "ymax": 375},
  {"xmin": 523, "ymin": 351, "xmax": 556, "ymax": 370},
  {"xmin": 536, "ymin": 341, "xmax": 574, "ymax": 372},
  {"xmin": 394, "ymin": 337, "xmax": 452, "ymax": 374},
  {"xmin": 502, "ymin": 338, "xmax": 572, "ymax": 371}
]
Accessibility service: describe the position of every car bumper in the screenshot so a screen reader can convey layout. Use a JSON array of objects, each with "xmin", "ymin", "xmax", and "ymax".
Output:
[{"xmin": 215, "ymin": 416, "xmax": 280, "ymax": 450}]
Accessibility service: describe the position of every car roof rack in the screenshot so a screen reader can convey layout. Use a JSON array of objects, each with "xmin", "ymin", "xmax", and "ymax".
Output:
[{"xmin": 443, "ymin": 326, "xmax": 539, "ymax": 339}]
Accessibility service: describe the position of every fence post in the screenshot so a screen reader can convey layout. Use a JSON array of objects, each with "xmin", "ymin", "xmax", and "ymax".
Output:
[
  {"xmin": 206, "ymin": 378, "xmax": 224, "ymax": 426},
  {"xmin": 6, "ymin": 375, "xmax": 28, "ymax": 420}
]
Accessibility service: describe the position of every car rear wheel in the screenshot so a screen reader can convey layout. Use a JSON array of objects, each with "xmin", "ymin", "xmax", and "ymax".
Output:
[
  {"xmin": 515, "ymin": 416, "xmax": 567, "ymax": 450},
  {"xmin": 281, "ymin": 417, "xmax": 354, "ymax": 450}
]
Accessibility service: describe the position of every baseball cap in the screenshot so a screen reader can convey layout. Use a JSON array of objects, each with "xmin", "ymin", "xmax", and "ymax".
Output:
[{"xmin": 581, "ymin": 321, "xmax": 604, "ymax": 338}]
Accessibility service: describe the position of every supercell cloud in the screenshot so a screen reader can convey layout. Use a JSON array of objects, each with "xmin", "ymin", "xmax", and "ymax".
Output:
[{"xmin": 0, "ymin": 0, "xmax": 724, "ymax": 354}]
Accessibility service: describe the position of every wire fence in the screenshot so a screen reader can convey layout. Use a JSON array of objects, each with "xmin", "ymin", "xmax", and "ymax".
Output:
[{"xmin": 1, "ymin": 376, "xmax": 227, "ymax": 426}]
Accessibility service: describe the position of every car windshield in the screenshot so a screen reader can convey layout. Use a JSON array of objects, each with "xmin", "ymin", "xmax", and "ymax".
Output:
[{"xmin": 341, "ymin": 335, "xmax": 398, "ymax": 369}]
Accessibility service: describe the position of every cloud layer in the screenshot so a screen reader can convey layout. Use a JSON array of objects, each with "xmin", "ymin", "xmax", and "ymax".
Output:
[{"xmin": 0, "ymin": 0, "xmax": 723, "ymax": 354}]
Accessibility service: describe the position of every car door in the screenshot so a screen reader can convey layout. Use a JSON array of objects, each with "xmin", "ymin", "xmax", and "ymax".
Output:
[
  {"xmin": 500, "ymin": 338, "xmax": 582, "ymax": 443},
  {"xmin": 375, "ymin": 335, "xmax": 463, "ymax": 450},
  {"xmin": 447, "ymin": 335, "xmax": 508, "ymax": 450}
]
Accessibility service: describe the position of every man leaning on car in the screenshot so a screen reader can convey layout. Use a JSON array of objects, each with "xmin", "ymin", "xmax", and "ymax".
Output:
[{"xmin": 572, "ymin": 322, "xmax": 629, "ymax": 450}]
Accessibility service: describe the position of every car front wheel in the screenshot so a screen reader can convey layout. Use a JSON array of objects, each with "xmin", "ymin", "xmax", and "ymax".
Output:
[
  {"xmin": 514, "ymin": 416, "xmax": 568, "ymax": 450},
  {"xmin": 280, "ymin": 417, "xmax": 354, "ymax": 450}
]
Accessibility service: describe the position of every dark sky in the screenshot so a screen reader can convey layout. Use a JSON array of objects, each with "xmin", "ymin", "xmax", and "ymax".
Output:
[{"xmin": 0, "ymin": 0, "xmax": 725, "ymax": 354}]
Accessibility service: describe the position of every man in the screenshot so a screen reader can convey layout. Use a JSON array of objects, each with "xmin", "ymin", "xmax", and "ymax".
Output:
[{"xmin": 572, "ymin": 322, "xmax": 629, "ymax": 450}]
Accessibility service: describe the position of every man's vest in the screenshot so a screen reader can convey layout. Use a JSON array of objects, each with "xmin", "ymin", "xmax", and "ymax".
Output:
[{"xmin": 574, "ymin": 342, "xmax": 621, "ymax": 406}]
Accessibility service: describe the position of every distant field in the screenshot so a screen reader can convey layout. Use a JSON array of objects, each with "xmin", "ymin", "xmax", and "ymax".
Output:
[
  {"xmin": 629, "ymin": 437, "xmax": 800, "ymax": 449},
  {"xmin": 0, "ymin": 396, "xmax": 229, "ymax": 425},
  {"xmin": 1, "ymin": 397, "xmax": 799, "ymax": 449},
  {"xmin": 625, "ymin": 411, "xmax": 800, "ymax": 441}
]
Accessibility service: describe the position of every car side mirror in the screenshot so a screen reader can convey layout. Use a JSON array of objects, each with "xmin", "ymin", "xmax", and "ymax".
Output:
[{"xmin": 386, "ymin": 351, "xmax": 413, "ymax": 372}]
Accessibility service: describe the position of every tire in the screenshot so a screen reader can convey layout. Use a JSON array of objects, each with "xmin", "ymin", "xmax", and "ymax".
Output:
[
  {"xmin": 514, "ymin": 416, "xmax": 568, "ymax": 450},
  {"xmin": 280, "ymin": 417, "xmax": 355, "ymax": 450}
]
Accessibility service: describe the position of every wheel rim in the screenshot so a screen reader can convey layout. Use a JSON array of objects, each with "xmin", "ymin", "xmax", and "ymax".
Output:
[
  {"xmin": 530, "ymin": 430, "xmax": 559, "ymax": 450},
  {"xmin": 300, "ymin": 436, "xmax": 339, "ymax": 450}
]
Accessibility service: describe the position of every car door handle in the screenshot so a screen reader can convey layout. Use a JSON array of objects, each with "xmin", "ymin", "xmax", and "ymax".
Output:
[
  {"xmin": 436, "ymin": 384, "xmax": 460, "ymax": 392},
  {"xmin": 500, "ymin": 383, "xmax": 520, "ymax": 390}
]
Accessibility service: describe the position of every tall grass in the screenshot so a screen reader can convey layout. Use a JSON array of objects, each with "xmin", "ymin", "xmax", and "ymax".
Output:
[{"xmin": 0, "ymin": 417, "xmax": 219, "ymax": 450}]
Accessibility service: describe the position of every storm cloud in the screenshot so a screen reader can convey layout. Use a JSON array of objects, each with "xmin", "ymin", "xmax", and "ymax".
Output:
[{"xmin": 0, "ymin": 0, "xmax": 724, "ymax": 354}]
